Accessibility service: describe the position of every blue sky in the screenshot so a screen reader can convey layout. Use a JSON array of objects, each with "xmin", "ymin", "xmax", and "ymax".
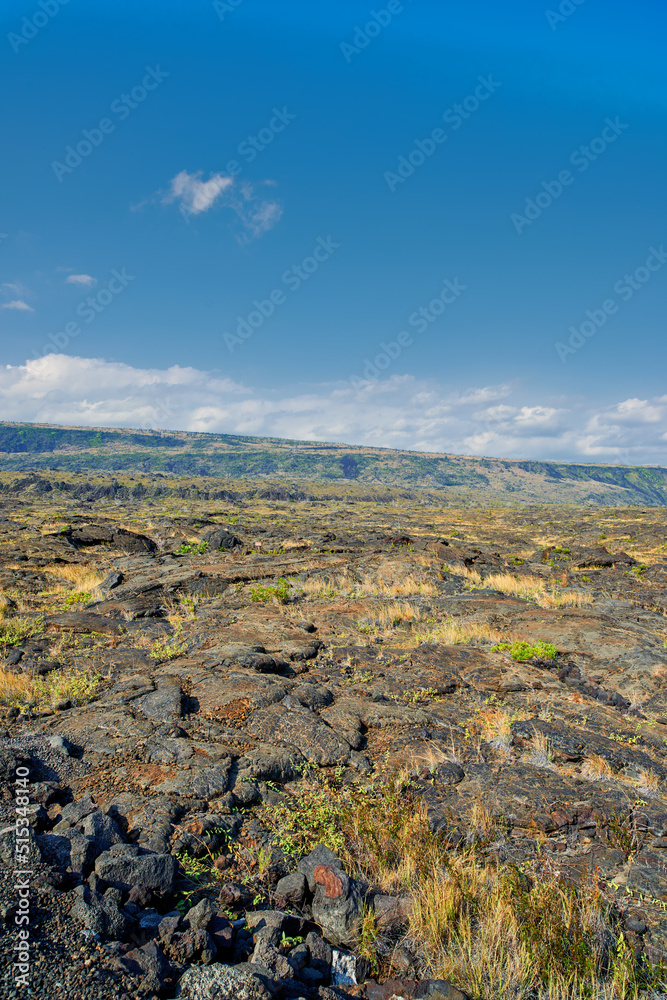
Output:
[{"xmin": 1, "ymin": 0, "xmax": 666, "ymax": 462}]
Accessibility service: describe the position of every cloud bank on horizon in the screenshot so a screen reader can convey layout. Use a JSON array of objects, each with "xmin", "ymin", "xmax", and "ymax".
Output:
[{"xmin": 2, "ymin": 354, "xmax": 665, "ymax": 466}]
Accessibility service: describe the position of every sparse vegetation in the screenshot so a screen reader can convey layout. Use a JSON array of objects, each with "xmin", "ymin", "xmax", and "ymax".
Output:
[
  {"xmin": 477, "ymin": 707, "xmax": 513, "ymax": 754},
  {"xmin": 0, "ymin": 663, "xmax": 100, "ymax": 709},
  {"xmin": 176, "ymin": 541, "xmax": 210, "ymax": 555},
  {"xmin": 491, "ymin": 640, "xmax": 558, "ymax": 661},
  {"xmin": 63, "ymin": 590, "xmax": 91, "ymax": 608},
  {"xmin": 149, "ymin": 626, "xmax": 188, "ymax": 662},
  {"xmin": 43, "ymin": 563, "xmax": 104, "ymax": 592},
  {"xmin": 581, "ymin": 753, "xmax": 616, "ymax": 782},
  {"xmin": 450, "ymin": 566, "xmax": 594, "ymax": 608},
  {"xmin": 0, "ymin": 615, "xmax": 44, "ymax": 649},
  {"xmin": 256, "ymin": 769, "xmax": 662, "ymax": 997},
  {"xmin": 525, "ymin": 731, "xmax": 555, "ymax": 769},
  {"xmin": 411, "ymin": 617, "xmax": 503, "ymax": 647},
  {"xmin": 250, "ymin": 577, "xmax": 291, "ymax": 604},
  {"xmin": 4, "ymin": 470, "xmax": 667, "ymax": 996}
]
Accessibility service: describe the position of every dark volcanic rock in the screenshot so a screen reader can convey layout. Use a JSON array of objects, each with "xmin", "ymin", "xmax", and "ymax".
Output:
[
  {"xmin": 311, "ymin": 864, "xmax": 365, "ymax": 949},
  {"xmin": 70, "ymin": 884, "xmax": 134, "ymax": 938},
  {"xmin": 134, "ymin": 676, "xmax": 184, "ymax": 719},
  {"xmin": 175, "ymin": 963, "xmax": 276, "ymax": 999},
  {"xmin": 94, "ymin": 844, "xmax": 178, "ymax": 893},
  {"xmin": 245, "ymin": 704, "xmax": 351, "ymax": 766},
  {"xmin": 205, "ymin": 527, "xmax": 243, "ymax": 550}
]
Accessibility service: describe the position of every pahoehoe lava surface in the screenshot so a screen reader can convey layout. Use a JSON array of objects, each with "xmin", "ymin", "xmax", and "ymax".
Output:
[{"xmin": 4, "ymin": 477, "xmax": 667, "ymax": 997}]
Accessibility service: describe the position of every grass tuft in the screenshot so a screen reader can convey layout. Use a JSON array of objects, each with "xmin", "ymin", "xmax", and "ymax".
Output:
[{"xmin": 449, "ymin": 566, "xmax": 593, "ymax": 609}]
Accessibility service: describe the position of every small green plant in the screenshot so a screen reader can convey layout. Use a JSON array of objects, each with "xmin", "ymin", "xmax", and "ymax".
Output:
[
  {"xmin": 176, "ymin": 541, "xmax": 209, "ymax": 555},
  {"xmin": 491, "ymin": 640, "xmax": 557, "ymax": 662},
  {"xmin": 608, "ymin": 732, "xmax": 639, "ymax": 746},
  {"xmin": 180, "ymin": 595, "xmax": 199, "ymax": 619},
  {"xmin": 358, "ymin": 906, "xmax": 380, "ymax": 976},
  {"xmin": 279, "ymin": 932, "xmax": 304, "ymax": 952},
  {"xmin": 631, "ymin": 564, "xmax": 648, "ymax": 578},
  {"xmin": 510, "ymin": 557, "xmax": 524, "ymax": 566},
  {"xmin": 606, "ymin": 807, "xmax": 642, "ymax": 858},
  {"xmin": 174, "ymin": 889, "xmax": 199, "ymax": 914},
  {"xmin": 347, "ymin": 670, "xmax": 373, "ymax": 685},
  {"xmin": 250, "ymin": 578, "xmax": 290, "ymax": 604},
  {"xmin": 149, "ymin": 625, "xmax": 187, "ymax": 662},
  {"xmin": 402, "ymin": 687, "xmax": 439, "ymax": 703},
  {"xmin": 0, "ymin": 616, "xmax": 44, "ymax": 649},
  {"xmin": 63, "ymin": 591, "xmax": 92, "ymax": 609}
]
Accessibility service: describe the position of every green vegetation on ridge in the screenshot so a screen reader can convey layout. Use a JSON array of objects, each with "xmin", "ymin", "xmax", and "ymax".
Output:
[{"xmin": 1, "ymin": 421, "xmax": 666, "ymax": 506}]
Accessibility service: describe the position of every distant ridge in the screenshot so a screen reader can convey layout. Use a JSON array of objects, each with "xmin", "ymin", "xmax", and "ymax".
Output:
[{"xmin": 0, "ymin": 421, "xmax": 666, "ymax": 506}]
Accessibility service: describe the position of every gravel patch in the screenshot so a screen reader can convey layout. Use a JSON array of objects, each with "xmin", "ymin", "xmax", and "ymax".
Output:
[
  {"xmin": 0, "ymin": 862, "xmax": 141, "ymax": 1000},
  {"xmin": 1, "ymin": 733, "xmax": 91, "ymax": 783}
]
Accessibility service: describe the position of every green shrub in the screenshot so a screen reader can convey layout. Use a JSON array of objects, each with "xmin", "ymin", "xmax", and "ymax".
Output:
[
  {"xmin": 63, "ymin": 591, "xmax": 92, "ymax": 608},
  {"xmin": 491, "ymin": 640, "xmax": 557, "ymax": 662},
  {"xmin": 176, "ymin": 541, "xmax": 209, "ymax": 555},
  {"xmin": 250, "ymin": 578, "xmax": 290, "ymax": 604}
]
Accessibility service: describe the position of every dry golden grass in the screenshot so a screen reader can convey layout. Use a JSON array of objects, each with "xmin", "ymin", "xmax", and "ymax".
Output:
[
  {"xmin": 581, "ymin": 754, "xmax": 616, "ymax": 782},
  {"xmin": 410, "ymin": 853, "xmax": 624, "ymax": 999},
  {"xmin": 477, "ymin": 708, "xmax": 513, "ymax": 754},
  {"xmin": 260, "ymin": 776, "xmax": 645, "ymax": 998},
  {"xmin": 451, "ymin": 565, "xmax": 483, "ymax": 586},
  {"xmin": 525, "ymin": 731, "xmax": 556, "ymax": 770},
  {"xmin": 299, "ymin": 564, "xmax": 439, "ymax": 600},
  {"xmin": 637, "ymin": 768, "xmax": 661, "ymax": 799},
  {"xmin": 42, "ymin": 563, "xmax": 104, "ymax": 593},
  {"xmin": 281, "ymin": 539, "xmax": 309, "ymax": 552},
  {"xmin": 0, "ymin": 668, "xmax": 34, "ymax": 704},
  {"xmin": 417, "ymin": 739, "xmax": 463, "ymax": 771},
  {"xmin": 484, "ymin": 572, "xmax": 593, "ymax": 608},
  {"xmin": 411, "ymin": 617, "xmax": 503, "ymax": 647},
  {"xmin": 358, "ymin": 600, "xmax": 424, "ymax": 633},
  {"xmin": 449, "ymin": 565, "xmax": 593, "ymax": 609}
]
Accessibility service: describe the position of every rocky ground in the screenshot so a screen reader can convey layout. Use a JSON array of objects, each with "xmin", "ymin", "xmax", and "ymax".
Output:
[{"xmin": 3, "ymin": 482, "xmax": 667, "ymax": 998}]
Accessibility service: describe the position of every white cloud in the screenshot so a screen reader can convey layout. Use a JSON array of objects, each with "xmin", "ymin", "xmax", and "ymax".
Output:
[
  {"xmin": 1, "ymin": 282, "xmax": 20, "ymax": 294},
  {"xmin": 158, "ymin": 170, "xmax": 282, "ymax": 240},
  {"xmin": 66, "ymin": 274, "xmax": 96, "ymax": 287},
  {"xmin": 2, "ymin": 300, "xmax": 33, "ymax": 311},
  {"xmin": 163, "ymin": 169, "xmax": 234, "ymax": 216},
  {"xmin": 1, "ymin": 354, "xmax": 666, "ymax": 466}
]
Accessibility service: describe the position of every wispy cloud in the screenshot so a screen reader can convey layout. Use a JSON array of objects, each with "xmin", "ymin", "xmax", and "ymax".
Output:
[
  {"xmin": 151, "ymin": 170, "xmax": 282, "ymax": 240},
  {"xmin": 2, "ymin": 300, "xmax": 33, "ymax": 311},
  {"xmin": 228, "ymin": 180, "xmax": 284, "ymax": 242},
  {"xmin": 2, "ymin": 354, "xmax": 666, "ymax": 466},
  {"xmin": 66, "ymin": 274, "xmax": 96, "ymax": 286}
]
